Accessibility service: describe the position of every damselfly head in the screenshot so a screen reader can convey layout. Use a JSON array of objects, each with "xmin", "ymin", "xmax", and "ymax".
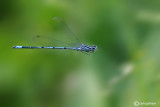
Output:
[{"xmin": 92, "ymin": 45, "xmax": 97, "ymax": 50}]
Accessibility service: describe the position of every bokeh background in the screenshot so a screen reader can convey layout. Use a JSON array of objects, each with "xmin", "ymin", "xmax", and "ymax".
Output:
[{"xmin": 0, "ymin": 0, "xmax": 160, "ymax": 107}]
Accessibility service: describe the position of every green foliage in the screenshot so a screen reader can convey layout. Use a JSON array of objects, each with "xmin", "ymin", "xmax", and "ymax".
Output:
[{"xmin": 0, "ymin": 0, "xmax": 160, "ymax": 107}]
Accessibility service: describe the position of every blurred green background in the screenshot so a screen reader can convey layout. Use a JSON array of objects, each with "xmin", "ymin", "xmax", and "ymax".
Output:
[{"xmin": 0, "ymin": 0, "xmax": 160, "ymax": 107}]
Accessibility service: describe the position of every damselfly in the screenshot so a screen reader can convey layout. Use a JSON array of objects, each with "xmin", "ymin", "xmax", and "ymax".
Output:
[{"xmin": 13, "ymin": 17, "xmax": 97, "ymax": 54}]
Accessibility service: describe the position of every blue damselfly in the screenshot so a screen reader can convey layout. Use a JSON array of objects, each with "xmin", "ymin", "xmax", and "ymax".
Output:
[{"xmin": 13, "ymin": 17, "xmax": 97, "ymax": 54}]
